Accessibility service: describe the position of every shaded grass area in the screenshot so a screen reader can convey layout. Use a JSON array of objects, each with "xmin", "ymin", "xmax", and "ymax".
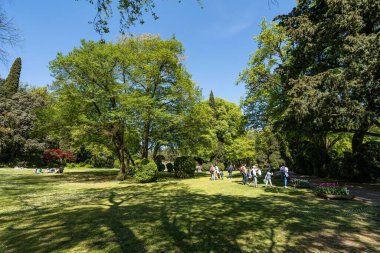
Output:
[{"xmin": 0, "ymin": 169, "xmax": 379, "ymax": 253}]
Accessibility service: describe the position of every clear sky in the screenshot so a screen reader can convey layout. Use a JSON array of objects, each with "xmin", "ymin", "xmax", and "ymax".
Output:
[{"xmin": 0, "ymin": 0, "xmax": 296, "ymax": 104}]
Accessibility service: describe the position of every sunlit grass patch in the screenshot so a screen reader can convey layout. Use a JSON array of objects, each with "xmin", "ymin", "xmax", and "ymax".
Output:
[{"xmin": 0, "ymin": 168, "xmax": 379, "ymax": 252}]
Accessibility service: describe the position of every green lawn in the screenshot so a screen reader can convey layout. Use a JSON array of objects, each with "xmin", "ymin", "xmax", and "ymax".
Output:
[{"xmin": 0, "ymin": 169, "xmax": 379, "ymax": 253}]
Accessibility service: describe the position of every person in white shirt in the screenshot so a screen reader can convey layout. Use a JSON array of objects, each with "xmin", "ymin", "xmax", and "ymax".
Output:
[
  {"xmin": 284, "ymin": 165, "xmax": 289, "ymax": 188},
  {"xmin": 215, "ymin": 165, "xmax": 220, "ymax": 179},
  {"xmin": 265, "ymin": 170, "xmax": 273, "ymax": 187}
]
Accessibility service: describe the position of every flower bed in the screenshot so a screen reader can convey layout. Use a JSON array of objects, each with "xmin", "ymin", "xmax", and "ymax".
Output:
[
  {"xmin": 290, "ymin": 178, "xmax": 310, "ymax": 188},
  {"xmin": 313, "ymin": 182, "xmax": 354, "ymax": 200}
]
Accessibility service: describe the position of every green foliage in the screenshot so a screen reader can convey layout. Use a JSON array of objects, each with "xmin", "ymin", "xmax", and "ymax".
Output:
[
  {"xmin": 240, "ymin": 2, "xmax": 380, "ymax": 180},
  {"xmin": 1, "ymin": 57, "xmax": 21, "ymax": 98},
  {"xmin": 154, "ymin": 155, "xmax": 165, "ymax": 172},
  {"xmin": 157, "ymin": 163, "xmax": 165, "ymax": 172},
  {"xmin": 0, "ymin": 88, "xmax": 48, "ymax": 165},
  {"xmin": 224, "ymin": 131, "xmax": 255, "ymax": 165},
  {"xmin": 276, "ymin": 0, "xmax": 380, "ymax": 177},
  {"xmin": 174, "ymin": 156, "xmax": 196, "ymax": 178},
  {"xmin": 208, "ymin": 90, "xmax": 216, "ymax": 112},
  {"xmin": 290, "ymin": 178, "xmax": 310, "ymax": 188},
  {"xmin": 166, "ymin": 162, "xmax": 174, "ymax": 173},
  {"xmin": 116, "ymin": 171, "xmax": 126, "ymax": 181},
  {"xmin": 134, "ymin": 160, "xmax": 158, "ymax": 183},
  {"xmin": 47, "ymin": 35, "xmax": 200, "ymax": 173},
  {"xmin": 181, "ymin": 98, "xmax": 245, "ymax": 163},
  {"xmin": 202, "ymin": 162, "xmax": 212, "ymax": 170},
  {"xmin": 314, "ymin": 185, "xmax": 350, "ymax": 196}
]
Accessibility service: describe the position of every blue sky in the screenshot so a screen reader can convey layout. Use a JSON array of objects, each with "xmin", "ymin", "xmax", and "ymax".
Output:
[{"xmin": 0, "ymin": 0, "xmax": 295, "ymax": 104}]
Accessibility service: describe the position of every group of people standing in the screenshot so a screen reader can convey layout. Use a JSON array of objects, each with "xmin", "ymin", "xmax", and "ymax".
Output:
[
  {"xmin": 209, "ymin": 164, "xmax": 224, "ymax": 180},
  {"xmin": 209, "ymin": 163, "xmax": 290, "ymax": 188}
]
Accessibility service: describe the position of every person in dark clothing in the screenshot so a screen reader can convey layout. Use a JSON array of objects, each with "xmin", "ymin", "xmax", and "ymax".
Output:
[{"xmin": 227, "ymin": 165, "xmax": 233, "ymax": 179}]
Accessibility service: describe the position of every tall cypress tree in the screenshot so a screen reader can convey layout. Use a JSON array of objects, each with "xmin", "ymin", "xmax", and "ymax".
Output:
[
  {"xmin": 3, "ymin": 57, "xmax": 21, "ymax": 97},
  {"xmin": 208, "ymin": 90, "xmax": 216, "ymax": 111}
]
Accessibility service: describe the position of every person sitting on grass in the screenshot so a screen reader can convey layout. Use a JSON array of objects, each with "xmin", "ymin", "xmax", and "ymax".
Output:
[
  {"xmin": 265, "ymin": 170, "xmax": 273, "ymax": 187},
  {"xmin": 34, "ymin": 168, "xmax": 42, "ymax": 174}
]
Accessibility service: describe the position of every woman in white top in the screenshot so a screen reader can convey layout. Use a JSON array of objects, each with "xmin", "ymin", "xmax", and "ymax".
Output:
[
  {"xmin": 284, "ymin": 166, "xmax": 289, "ymax": 188},
  {"xmin": 265, "ymin": 170, "xmax": 273, "ymax": 187}
]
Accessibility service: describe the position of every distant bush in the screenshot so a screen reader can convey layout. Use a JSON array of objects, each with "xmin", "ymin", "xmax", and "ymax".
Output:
[
  {"xmin": 215, "ymin": 163, "xmax": 225, "ymax": 170},
  {"xmin": 174, "ymin": 156, "xmax": 196, "ymax": 178},
  {"xmin": 290, "ymin": 178, "xmax": 310, "ymax": 188},
  {"xmin": 154, "ymin": 155, "xmax": 166, "ymax": 172},
  {"xmin": 202, "ymin": 162, "xmax": 213, "ymax": 171},
  {"xmin": 65, "ymin": 163, "xmax": 76, "ymax": 169},
  {"xmin": 157, "ymin": 163, "xmax": 165, "ymax": 172},
  {"xmin": 166, "ymin": 162, "xmax": 174, "ymax": 173},
  {"xmin": 134, "ymin": 160, "xmax": 158, "ymax": 183}
]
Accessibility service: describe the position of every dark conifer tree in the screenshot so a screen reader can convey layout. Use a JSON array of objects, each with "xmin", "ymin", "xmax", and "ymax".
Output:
[{"xmin": 2, "ymin": 57, "xmax": 21, "ymax": 97}]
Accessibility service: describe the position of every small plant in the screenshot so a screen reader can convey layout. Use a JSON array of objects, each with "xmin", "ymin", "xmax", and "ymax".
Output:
[
  {"xmin": 116, "ymin": 172, "xmax": 126, "ymax": 181},
  {"xmin": 313, "ymin": 182, "xmax": 350, "ymax": 196},
  {"xmin": 134, "ymin": 160, "xmax": 158, "ymax": 183},
  {"xmin": 174, "ymin": 156, "xmax": 196, "ymax": 178},
  {"xmin": 290, "ymin": 178, "xmax": 310, "ymax": 188}
]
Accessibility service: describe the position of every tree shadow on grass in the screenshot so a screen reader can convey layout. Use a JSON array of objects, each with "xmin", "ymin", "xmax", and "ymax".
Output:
[{"xmin": 0, "ymin": 174, "xmax": 379, "ymax": 252}]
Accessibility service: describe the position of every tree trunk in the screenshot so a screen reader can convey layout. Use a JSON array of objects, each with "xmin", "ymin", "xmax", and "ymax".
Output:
[
  {"xmin": 113, "ymin": 124, "xmax": 126, "ymax": 174},
  {"xmin": 124, "ymin": 147, "xmax": 135, "ymax": 167},
  {"xmin": 152, "ymin": 142, "xmax": 160, "ymax": 160},
  {"xmin": 118, "ymin": 147, "xmax": 126, "ymax": 174},
  {"xmin": 142, "ymin": 120, "xmax": 151, "ymax": 159},
  {"xmin": 352, "ymin": 123, "xmax": 370, "ymax": 154}
]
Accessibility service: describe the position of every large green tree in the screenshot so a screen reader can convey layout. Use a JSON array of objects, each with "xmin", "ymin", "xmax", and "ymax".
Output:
[
  {"xmin": 0, "ymin": 87, "xmax": 48, "ymax": 165},
  {"xmin": 277, "ymin": 0, "xmax": 380, "ymax": 175},
  {"xmin": 48, "ymin": 35, "xmax": 199, "ymax": 173},
  {"xmin": 180, "ymin": 96, "xmax": 245, "ymax": 164}
]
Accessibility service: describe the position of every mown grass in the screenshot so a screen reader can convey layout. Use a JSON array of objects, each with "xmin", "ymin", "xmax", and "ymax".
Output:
[{"xmin": 0, "ymin": 168, "xmax": 379, "ymax": 253}]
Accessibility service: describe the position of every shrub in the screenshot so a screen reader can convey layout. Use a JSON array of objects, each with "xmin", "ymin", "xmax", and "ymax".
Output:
[
  {"xmin": 174, "ymin": 156, "xmax": 196, "ymax": 178},
  {"xmin": 313, "ymin": 182, "xmax": 350, "ymax": 196},
  {"xmin": 154, "ymin": 155, "xmax": 166, "ymax": 172},
  {"xmin": 116, "ymin": 172, "xmax": 126, "ymax": 181},
  {"xmin": 134, "ymin": 160, "xmax": 158, "ymax": 183},
  {"xmin": 290, "ymin": 178, "xmax": 310, "ymax": 188},
  {"xmin": 157, "ymin": 163, "xmax": 165, "ymax": 172},
  {"xmin": 166, "ymin": 162, "xmax": 174, "ymax": 173},
  {"xmin": 43, "ymin": 149, "xmax": 75, "ymax": 166},
  {"xmin": 65, "ymin": 163, "xmax": 76, "ymax": 169}
]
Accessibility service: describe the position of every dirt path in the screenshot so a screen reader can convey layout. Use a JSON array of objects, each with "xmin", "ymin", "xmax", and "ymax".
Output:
[{"xmin": 346, "ymin": 184, "xmax": 380, "ymax": 205}]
